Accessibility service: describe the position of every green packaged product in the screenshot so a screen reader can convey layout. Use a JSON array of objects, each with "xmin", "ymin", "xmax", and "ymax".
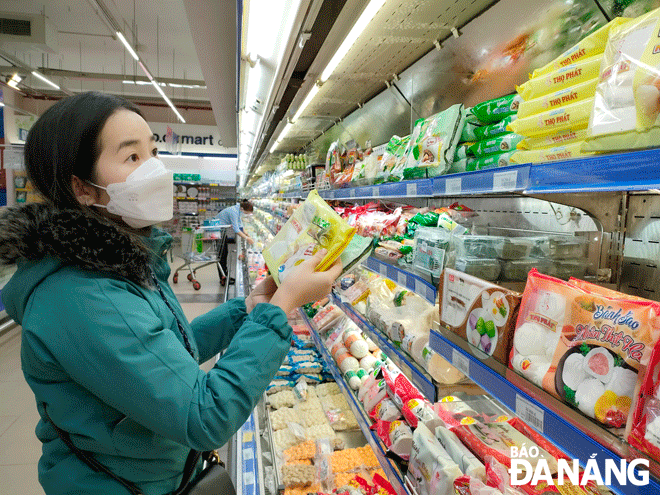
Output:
[
  {"xmin": 455, "ymin": 144, "xmax": 471, "ymax": 160},
  {"xmin": 473, "ymin": 115, "xmax": 518, "ymax": 141},
  {"xmin": 409, "ymin": 211, "xmax": 440, "ymax": 227},
  {"xmin": 464, "ymin": 107, "xmax": 483, "ymax": 125},
  {"xmin": 461, "ymin": 121, "xmax": 480, "ymax": 142},
  {"xmin": 468, "ymin": 133, "xmax": 525, "ymax": 158},
  {"xmin": 375, "ymin": 135, "xmax": 407, "ymax": 184},
  {"xmin": 469, "ymin": 151, "xmax": 517, "ymax": 170},
  {"xmin": 471, "ymin": 94, "xmax": 522, "ymax": 124},
  {"xmin": 447, "ymin": 158, "xmax": 472, "ymax": 174}
]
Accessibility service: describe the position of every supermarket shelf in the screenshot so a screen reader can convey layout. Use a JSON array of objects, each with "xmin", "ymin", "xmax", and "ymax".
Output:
[
  {"xmin": 429, "ymin": 328, "xmax": 660, "ymax": 495},
  {"xmin": 525, "ymin": 148, "xmax": 660, "ymax": 194},
  {"xmin": 234, "ymin": 410, "xmax": 262, "ymax": 495},
  {"xmin": 301, "ymin": 311, "xmax": 410, "ymax": 495},
  {"xmin": 332, "ymin": 293, "xmax": 437, "ymax": 403},
  {"xmin": 363, "ymin": 256, "xmax": 437, "ymax": 304}
]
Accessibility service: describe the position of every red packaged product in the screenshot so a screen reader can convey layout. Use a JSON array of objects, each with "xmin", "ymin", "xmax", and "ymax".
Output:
[
  {"xmin": 381, "ymin": 366, "xmax": 424, "ymax": 410},
  {"xmin": 628, "ymin": 339, "xmax": 660, "ymax": 461},
  {"xmin": 454, "ymin": 474, "xmax": 503, "ymax": 495},
  {"xmin": 400, "ymin": 397, "xmax": 444, "ymax": 431},
  {"xmin": 372, "ymin": 420, "xmax": 413, "ymax": 460}
]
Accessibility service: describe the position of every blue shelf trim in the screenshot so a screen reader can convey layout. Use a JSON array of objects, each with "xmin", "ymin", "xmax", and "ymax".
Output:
[
  {"xmin": 429, "ymin": 329, "xmax": 657, "ymax": 495},
  {"xmin": 432, "ymin": 164, "xmax": 530, "ymax": 196},
  {"xmin": 238, "ymin": 411, "xmax": 260, "ymax": 495},
  {"xmin": 301, "ymin": 311, "xmax": 409, "ymax": 495},
  {"xmin": 332, "ymin": 294, "xmax": 437, "ymax": 403},
  {"xmin": 526, "ymin": 148, "xmax": 660, "ymax": 194},
  {"xmin": 364, "ymin": 256, "xmax": 436, "ymax": 304}
]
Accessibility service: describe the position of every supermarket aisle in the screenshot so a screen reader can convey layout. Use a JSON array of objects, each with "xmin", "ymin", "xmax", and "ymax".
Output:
[{"xmin": 0, "ymin": 246, "xmax": 237, "ymax": 494}]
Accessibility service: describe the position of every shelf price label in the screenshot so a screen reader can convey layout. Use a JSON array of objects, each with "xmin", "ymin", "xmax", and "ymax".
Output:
[
  {"xmin": 372, "ymin": 187, "xmax": 379, "ymax": 197},
  {"xmin": 516, "ymin": 394, "xmax": 545, "ymax": 432},
  {"xmin": 493, "ymin": 170, "xmax": 518, "ymax": 192},
  {"xmin": 452, "ymin": 349, "xmax": 470, "ymax": 377},
  {"xmin": 397, "ymin": 271, "xmax": 407, "ymax": 287},
  {"xmin": 407, "ymin": 183, "xmax": 418, "ymax": 196},
  {"xmin": 446, "ymin": 177, "xmax": 462, "ymax": 195},
  {"xmin": 350, "ymin": 189, "xmax": 356, "ymax": 198}
]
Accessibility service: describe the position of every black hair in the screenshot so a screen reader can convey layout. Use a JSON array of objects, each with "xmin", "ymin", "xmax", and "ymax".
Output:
[
  {"xmin": 24, "ymin": 92, "xmax": 143, "ymax": 210},
  {"xmin": 240, "ymin": 200, "xmax": 253, "ymax": 213}
]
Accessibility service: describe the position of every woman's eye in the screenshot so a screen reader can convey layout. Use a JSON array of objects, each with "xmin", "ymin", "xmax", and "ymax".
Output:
[
  {"xmin": 152, "ymin": 148, "xmax": 158, "ymax": 157},
  {"xmin": 128, "ymin": 153, "xmax": 139, "ymax": 163}
]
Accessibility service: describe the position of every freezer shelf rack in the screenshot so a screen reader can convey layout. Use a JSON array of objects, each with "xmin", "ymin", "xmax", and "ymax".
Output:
[
  {"xmin": 363, "ymin": 256, "xmax": 437, "ymax": 305},
  {"xmin": 525, "ymin": 148, "xmax": 660, "ymax": 194},
  {"xmin": 235, "ymin": 411, "xmax": 262, "ymax": 495},
  {"xmin": 319, "ymin": 179, "xmax": 433, "ymax": 200},
  {"xmin": 301, "ymin": 311, "xmax": 410, "ymax": 495},
  {"xmin": 432, "ymin": 164, "xmax": 530, "ymax": 196},
  {"xmin": 332, "ymin": 293, "xmax": 437, "ymax": 403},
  {"xmin": 428, "ymin": 328, "xmax": 660, "ymax": 495}
]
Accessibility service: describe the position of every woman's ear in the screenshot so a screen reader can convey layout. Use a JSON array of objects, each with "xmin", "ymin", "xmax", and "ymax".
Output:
[{"xmin": 71, "ymin": 175, "xmax": 99, "ymax": 206}]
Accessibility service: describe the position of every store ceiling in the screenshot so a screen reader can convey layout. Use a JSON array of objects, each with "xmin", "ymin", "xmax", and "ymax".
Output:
[{"xmin": 0, "ymin": 0, "xmax": 239, "ymax": 145}]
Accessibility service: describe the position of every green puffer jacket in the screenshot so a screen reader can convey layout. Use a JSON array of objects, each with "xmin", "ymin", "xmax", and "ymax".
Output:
[{"xmin": 0, "ymin": 204, "xmax": 292, "ymax": 495}]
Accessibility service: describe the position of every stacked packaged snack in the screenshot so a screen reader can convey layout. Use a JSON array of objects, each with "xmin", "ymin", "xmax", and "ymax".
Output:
[{"xmin": 509, "ymin": 18, "xmax": 629, "ymax": 164}]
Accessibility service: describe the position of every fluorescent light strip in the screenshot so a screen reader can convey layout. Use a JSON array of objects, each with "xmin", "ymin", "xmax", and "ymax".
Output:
[
  {"xmin": 293, "ymin": 84, "xmax": 319, "ymax": 121},
  {"xmin": 31, "ymin": 71, "xmax": 60, "ymax": 90},
  {"xmin": 116, "ymin": 31, "xmax": 139, "ymax": 61},
  {"xmin": 138, "ymin": 61, "xmax": 154, "ymax": 81},
  {"xmin": 151, "ymin": 80, "xmax": 186, "ymax": 123},
  {"xmin": 321, "ymin": 0, "xmax": 386, "ymax": 82},
  {"xmin": 269, "ymin": 141, "xmax": 279, "ymax": 154}
]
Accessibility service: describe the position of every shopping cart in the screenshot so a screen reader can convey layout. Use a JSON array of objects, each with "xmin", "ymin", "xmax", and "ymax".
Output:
[{"xmin": 172, "ymin": 224, "xmax": 231, "ymax": 290}]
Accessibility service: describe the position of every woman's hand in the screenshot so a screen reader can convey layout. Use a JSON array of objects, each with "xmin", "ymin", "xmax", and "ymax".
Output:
[
  {"xmin": 270, "ymin": 249, "xmax": 342, "ymax": 315},
  {"xmin": 245, "ymin": 276, "xmax": 277, "ymax": 313}
]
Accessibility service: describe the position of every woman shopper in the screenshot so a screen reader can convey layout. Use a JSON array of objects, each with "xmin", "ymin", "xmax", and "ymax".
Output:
[{"xmin": 0, "ymin": 92, "xmax": 341, "ymax": 495}]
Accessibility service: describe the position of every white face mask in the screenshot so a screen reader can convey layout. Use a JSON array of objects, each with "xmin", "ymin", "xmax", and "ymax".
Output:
[{"xmin": 89, "ymin": 157, "xmax": 174, "ymax": 228}]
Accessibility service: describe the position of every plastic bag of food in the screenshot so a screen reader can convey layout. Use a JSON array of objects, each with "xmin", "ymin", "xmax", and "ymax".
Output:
[
  {"xmin": 401, "ymin": 398, "xmax": 444, "ymax": 431},
  {"xmin": 509, "ymin": 141, "xmax": 594, "ymax": 164},
  {"xmin": 508, "ymin": 98, "xmax": 594, "ymax": 138},
  {"xmin": 267, "ymin": 379, "xmax": 296, "ymax": 395},
  {"xmin": 517, "ymin": 56, "xmax": 602, "ymax": 101},
  {"xmin": 469, "ymin": 151, "xmax": 517, "ymax": 170},
  {"xmin": 271, "ymin": 407, "xmax": 301, "ymax": 431},
  {"xmin": 379, "ymin": 135, "xmax": 409, "ymax": 183},
  {"xmin": 517, "ymin": 78, "xmax": 598, "ymax": 119},
  {"xmin": 628, "ymin": 341, "xmax": 660, "ymax": 459},
  {"xmin": 435, "ymin": 426, "xmax": 486, "ymax": 480},
  {"xmin": 517, "ymin": 126, "xmax": 588, "ymax": 150},
  {"xmin": 282, "ymin": 463, "xmax": 316, "ymax": 488},
  {"xmin": 531, "ymin": 18, "xmax": 630, "ymax": 78},
  {"xmin": 382, "ymin": 366, "xmax": 424, "ymax": 410},
  {"xmin": 284, "ymin": 440, "xmax": 316, "ymax": 461},
  {"xmin": 471, "ymin": 94, "xmax": 522, "ymax": 124},
  {"xmin": 369, "ymin": 397, "xmax": 402, "ymax": 422},
  {"xmin": 454, "ymin": 475, "xmax": 503, "ymax": 495},
  {"xmin": 474, "ymin": 115, "xmax": 517, "ymax": 141},
  {"xmin": 270, "ymin": 390, "xmax": 296, "ymax": 409},
  {"xmin": 374, "ymin": 419, "xmax": 413, "ymax": 460},
  {"xmin": 468, "ymin": 133, "xmax": 524, "ymax": 157},
  {"xmin": 263, "ymin": 189, "xmax": 355, "ymax": 286},
  {"xmin": 407, "ymin": 423, "xmax": 462, "ymax": 495},
  {"xmin": 461, "ymin": 121, "xmax": 481, "ymax": 142}
]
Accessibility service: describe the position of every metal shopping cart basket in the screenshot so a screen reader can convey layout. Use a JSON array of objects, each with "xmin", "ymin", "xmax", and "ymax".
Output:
[{"xmin": 172, "ymin": 224, "xmax": 231, "ymax": 290}]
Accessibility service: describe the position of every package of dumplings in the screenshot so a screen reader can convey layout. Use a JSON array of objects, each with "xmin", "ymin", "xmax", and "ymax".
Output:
[
  {"xmin": 263, "ymin": 189, "xmax": 356, "ymax": 286},
  {"xmin": 510, "ymin": 269, "xmax": 660, "ymax": 427},
  {"xmin": 585, "ymin": 7, "xmax": 660, "ymax": 152},
  {"xmin": 628, "ymin": 341, "xmax": 660, "ymax": 461}
]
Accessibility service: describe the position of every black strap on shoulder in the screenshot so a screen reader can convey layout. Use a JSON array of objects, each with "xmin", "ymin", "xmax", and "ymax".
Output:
[{"xmin": 44, "ymin": 407, "xmax": 203, "ymax": 495}]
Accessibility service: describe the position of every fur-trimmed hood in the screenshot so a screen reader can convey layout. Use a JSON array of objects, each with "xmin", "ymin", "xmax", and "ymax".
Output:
[{"xmin": 0, "ymin": 203, "xmax": 166, "ymax": 288}]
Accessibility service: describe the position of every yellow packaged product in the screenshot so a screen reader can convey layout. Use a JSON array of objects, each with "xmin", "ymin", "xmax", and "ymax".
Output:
[
  {"xmin": 531, "ymin": 18, "xmax": 630, "ymax": 78},
  {"xmin": 517, "ymin": 78, "xmax": 598, "ymax": 118},
  {"xmin": 517, "ymin": 126, "xmax": 589, "ymax": 150},
  {"xmin": 263, "ymin": 189, "xmax": 355, "ymax": 286},
  {"xmin": 509, "ymin": 141, "xmax": 595, "ymax": 164},
  {"xmin": 508, "ymin": 98, "xmax": 594, "ymax": 138},
  {"xmin": 517, "ymin": 56, "xmax": 602, "ymax": 100},
  {"xmin": 586, "ymin": 7, "xmax": 660, "ymax": 152}
]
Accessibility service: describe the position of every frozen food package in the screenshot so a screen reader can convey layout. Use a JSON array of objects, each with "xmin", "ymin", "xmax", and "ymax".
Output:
[
  {"xmin": 510, "ymin": 269, "xmax": 660, "ymax": 427},
  {"xmin": 508, "ymin": 98, "xmax": 594, "ymax": 138},
  {"xmin": 374, "ymin": 420, "xmax": 414, "ymax": 460},
  {"xmin": 468, "ymin": 133, "xmax": 524, "ymax": 158},
  {"xmin": 271, "ymin": 407, "xmax": 301, "ymax": 431},
  {"xmin": 509, "ymin": 141, "xmax": 594, "ymax": 164},
  {"xmin": 282, "ymin": 463, "xmax": 316, "ymax": 487},
  {"xmin": 407, "ymin": 423, "xmax": 462, "ymax": 495},
  {"xmin": 270, "ymin": 390, "xmax": 296, "ymax": 409},
  {"xmin": 369, "ymin": 397, "xmax": 403, "ymax": 422},
  {"xmin": 435, "ymin": 426, "xmax": 486, "ymax": 480},
  {"xmin": 468, "ymin": 151, "xmax": 517, "ymax": 171},
  {"xmin": 283, "ymin": 440, "xmax": 316, "ymax": 461},
  {"xmin": 382, "ymin": 366, "xmax": 424, "ymax": 410},
  {"xmin": 453, "ymin": 475, "xmax": 502, "ymax": 495},
  {"xmin": 263, "ymin": 189, "xmax": 355, "ymax": 286},
  {"xmin": 516, "ymin": 56, "xmax": 602, "ymax": 101},
  {"xmin": 362, "ymin": 378, "xmax": 388, "ymax": 415},
  {"xmin": 453, "ymin": 422, "xmax": 558, "ymax": 474},
  {"xmin": 531, "ymin": 18, "xmax": 630, "ymax": 78},
  {"xmin": 461, "ymin": 121, "xmax": 481, "ymax": 142},
  {"xmin": 628, "ymin": 340, "xmax": 660, "ymax": 461},
  {"xmin": 453, "ymin": 257, "xmax": 501, "ymax": 282},
  {"xmin": 471, "ymin": 94, "xmax": 522, "ymax": 124},
  {"xmin": 439, "ymin": 269, "xmax": 521, "ymax": 365},
  {"xmin": 473, "ymin": 115, "xmax": 517, "ymax": 141},
  {"xmin": 413, "ymin": 227, "xmax": 450, "ymax": 277},
  {"xmin": 517, "ymin": 78, "xmax": 598, "ymax": 119},
  {"xmin": 585, "ymin": 9, "xmax": 660, "ymax": 152},
  {"xmin": 401, "ymin": 397, "xmax": 444, "ymax": 431},
  {"xmin": 517, "ymin": 126, "xmax": 589, "ymax": 150}
]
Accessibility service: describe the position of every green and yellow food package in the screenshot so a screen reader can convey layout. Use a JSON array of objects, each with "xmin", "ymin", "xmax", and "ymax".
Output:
[
  {"xmin": 473, "ymin": 115, "xmax": 517, "ymax": 141},
  {"xmin": 508, "ymin": 98, "xmax": 594, "ymax": 138},
  {"xmin": 510, "ymin": 141, "xmax": 595, "ymax": 164},
  {"xmin": 263, "ymin": 189, "xmax": 356, "ymax": 286},
  {"xmin": 469, "ymin": 150, "xmax": 517, "ymax": 170},
  {"xmin": 530, "ymin": 18, "xmax": 630, "ymax": 78},
  {"xmin": 585, "ymin": 7, "xmax": 660, "ymax": 152},
  {"xmin": 517, "ymin": 78, "xmax": 598, "ymax": 118},
  {"xmin": 471, "ymin": 94, "xmax": 522, "ymax": 124},
  {"xmin": 517, "ymin": 126, "xmax": 589, "ymax": 150},
  {"xmin": 517, "ymin": 56, "xmax": 602, "ymax": 100},
  {"xmin": 468, "ymin": 133, "xmax": 524, "ymax": 158}
]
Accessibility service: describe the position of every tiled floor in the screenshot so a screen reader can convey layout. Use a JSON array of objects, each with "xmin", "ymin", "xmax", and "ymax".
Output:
[{"xmin": 0, "ymin": 247, "xmax": 237, "ymax": 494}]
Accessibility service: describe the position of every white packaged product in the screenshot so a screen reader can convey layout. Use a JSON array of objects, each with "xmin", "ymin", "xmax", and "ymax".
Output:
[
  {"xmin": 408, "ymin": 423, "xmax": 462, "ymax": 495},
  {"xmin": 270, "ymin": 407, "xmax": 301, "ymax": 431},
  {"xmin": 362, "ymin": 379, "xmax": 388, "ymax": 415},
  {"xmin": 401, "ymin": 333, "xmax": 429, "ymax": 364},
  {"xmin": 269, "ymin": 390, "xmax": 296, "ymax": 409},
  {"xmin": 316, "ymin": 382, "xmax": 341, "ymax": 397},
  {"xmin": 344, "ymin": 333, "xmax": 369, "ymax": 359},
  {"xmin": 370, "ymin": 398, "xmax": 403, "ymax": 422},
  {"xmin": 344, "ymin": 370, "xmax": 361, "ymax": 390},
  {"xmin": 359, "ymin": 354, "xmax": 377, "ymax": 372},
  {"xmin": 434, "ymin": 426, "xmax": 486, "ymax": 480}
]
